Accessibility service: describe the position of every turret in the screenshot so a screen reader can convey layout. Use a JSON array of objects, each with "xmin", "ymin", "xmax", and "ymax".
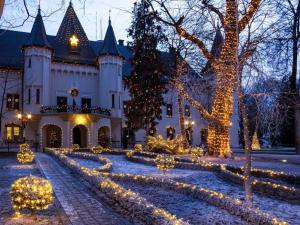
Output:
[
  {"xmin": 98, "ymin": 17, "xmax": 123, "ymax": 118},
  {"xmin": 23, "ymin": 6, "xmax": 52, "ymax": 113}
]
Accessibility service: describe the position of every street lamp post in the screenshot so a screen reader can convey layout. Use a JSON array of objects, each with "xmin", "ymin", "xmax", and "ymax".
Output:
[
  {"xmin": 17, "ymin": 113, "xmax": 32, "ymax": 143},
  {"xmin": 184, "ymin": 119, "xmax": 195, "ymax": 146}
]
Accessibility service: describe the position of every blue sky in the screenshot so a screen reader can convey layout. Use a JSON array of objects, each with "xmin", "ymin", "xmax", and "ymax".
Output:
[{"xmin": 1, "ymin": 0, "xmax": 135, "ymax": 42}]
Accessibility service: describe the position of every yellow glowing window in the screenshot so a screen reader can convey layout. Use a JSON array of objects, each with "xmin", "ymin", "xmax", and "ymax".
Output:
[
  {"xmin": 69, "ymin": 35, "xmax": 79, "ymax": 47},
  {"xmin": 14, "ymin": 127, "xmax": 20, "ymax": 136},
  {"xmin": 6, "ymin": 127, "xmax": 12, "ymax": 139}
]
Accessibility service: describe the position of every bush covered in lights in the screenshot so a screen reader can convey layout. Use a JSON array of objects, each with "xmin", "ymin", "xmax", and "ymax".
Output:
[
  {"xmin": 190, "ymin": 147, "xmax": 204, "ymax": 158},
  {"xmin": 90, "ymin": 145, "xmax": 105, "ymax": 154},
  {"xmin": 10, "ymin": 176, "xmax": 53, "ymax": 214},
  {"xmin": 126, "ymin": 150, "xmax": 134, "ymax": 158},
  {"xmin": 17, "ymin": 143, "xmax": 35, "ymax": 164},
  {"xmin": 134, "ymin": 144, "xmax": 143, "ymax": 151},
  {"xmin": 156, "ymin": 154, "xmax": 175, "ymax": 175},
  {"xmin": 145, "ymin": 135, "xmax": 188, "ymax": 155},
  {"xmin": 72, "ymin": 144, "xmax": 80, "ymax": 151}
]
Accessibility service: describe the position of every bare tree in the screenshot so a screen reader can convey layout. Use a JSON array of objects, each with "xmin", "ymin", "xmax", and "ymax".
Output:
[
  {"xmin": 146, "ymin": 0, "xmax": 262, "ymax": 157},
  {"xmin": 0, "ymin": 0, "xmax": 4, "ymax": 19}
]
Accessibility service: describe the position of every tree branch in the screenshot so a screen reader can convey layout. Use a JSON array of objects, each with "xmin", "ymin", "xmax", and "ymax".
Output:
[
  {"xmin": 173, "ymin": 79, "xmax": 214, "ymax": 122},
  {"xmin": 146, "ymin": 0, "xmax": 215, "ymax": 62},
  {"xmin": 202, "ymin": 0, "xmax": 225, "ymax": 27},
  {"xmin": 238, "ymin": 0, "xmax": 262, "ymax": 32}
]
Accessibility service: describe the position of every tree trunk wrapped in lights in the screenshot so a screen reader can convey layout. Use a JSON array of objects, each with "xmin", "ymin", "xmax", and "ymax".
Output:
[{"xmin": 146, "ymin": 0, "xmax": 262, "ymax": 157}]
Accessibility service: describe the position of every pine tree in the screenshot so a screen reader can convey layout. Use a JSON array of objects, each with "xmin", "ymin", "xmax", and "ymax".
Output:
[
  {"xmin": 125, "ymin": 0, "xmax": 167, "ymax": 134},
  {"xmin": 251, "ymin": 131, "xmax": 261, "ymax": 150}
]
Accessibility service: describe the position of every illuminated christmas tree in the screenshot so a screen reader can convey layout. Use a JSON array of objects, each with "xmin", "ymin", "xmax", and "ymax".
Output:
[
  {"xmin": 125, "ymin": 0, "xmax": 167, "ymax": 134},
  {"xmin": 251, "ymin": 132, "xmax": 261, "ymax": 150}
]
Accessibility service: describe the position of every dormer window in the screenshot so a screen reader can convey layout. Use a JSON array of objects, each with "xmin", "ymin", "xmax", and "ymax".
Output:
[{"xmin": 69, "ymin": 35, "xmax": 79, "ymax": 48}]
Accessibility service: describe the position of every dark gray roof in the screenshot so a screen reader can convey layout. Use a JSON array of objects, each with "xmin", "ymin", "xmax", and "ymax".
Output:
[
  {"xmin": 24, "ymin": 8, "xmax": 52, "ymax": 49},
  {"xmin": 53, "ymin": 2, "xmax": 96, "ymax": 65},
  {"xmin": 98, "ymin": 19, "xmax": 121, "ymax": 56},
  {"xmin": 0, "ymin": 29, "xmax": 132, "ymax": 74}
]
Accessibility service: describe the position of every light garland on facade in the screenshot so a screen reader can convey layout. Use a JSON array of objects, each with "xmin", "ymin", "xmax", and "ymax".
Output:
[
  {"xmin": 40, "ymin": 123, "xmax": 63, "ymax": 148},
  {"xmin": 10, "ymin": 176, "xmax": 53, "ymax": 215}
]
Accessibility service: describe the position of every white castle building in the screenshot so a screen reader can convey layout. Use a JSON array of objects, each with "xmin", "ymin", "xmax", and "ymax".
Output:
[{"xmin": 0, "ymin": 3, "xmax": 239, "ymax": 149}]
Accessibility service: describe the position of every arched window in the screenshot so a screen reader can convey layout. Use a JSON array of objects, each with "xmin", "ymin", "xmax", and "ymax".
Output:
[
  {"xmin": 27, "ymin": 88, "xmax": 31, "ymax": 104},
  {"xmin": 166, "ymin": 127, "xmax": 175, "ymax": 140},
  {"xmin": 36, "ymin": 89, "xmax": 40, "ymax": 104}
]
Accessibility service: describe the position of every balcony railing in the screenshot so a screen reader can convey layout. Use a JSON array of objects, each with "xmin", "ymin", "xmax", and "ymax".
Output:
[{"xmin": 40, "ymin": 105, "xmax": 111, "ymax": 116}]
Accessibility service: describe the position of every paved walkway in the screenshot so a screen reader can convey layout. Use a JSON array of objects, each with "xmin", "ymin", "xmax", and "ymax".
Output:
[{"xmin": 36, "ymin": 153, "xmax": 131, "ymax": 225}]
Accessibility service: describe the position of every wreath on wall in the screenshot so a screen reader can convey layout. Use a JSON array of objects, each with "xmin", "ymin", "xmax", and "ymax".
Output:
[{"xmin": 70, "ymin": 88, "xmax": 79, "ymax": 97}]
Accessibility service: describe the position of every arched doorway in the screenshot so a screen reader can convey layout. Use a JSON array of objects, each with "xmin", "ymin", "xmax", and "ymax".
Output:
[
  {"xmin": 98, "ymin": 126, "xmax": 110, "ymax": 147},
  {"xmin": 122, "ymin": 128, "xmax": 136, "ymax": 148},
  {"xmin": 42, "ymin": 125, "xmax": 62, "ymax": 148},
  {"xmin": 166, "ymin": 127, "xmax": 175, "ymax": 140},
  {"xmin": 73, "ymin": 125, "xmax": 88, "ymax": 147}
]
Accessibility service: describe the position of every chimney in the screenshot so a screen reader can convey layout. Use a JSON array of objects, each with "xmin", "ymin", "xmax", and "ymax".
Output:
[{"xmin": 118, "ymin": 39, "xmax": 124, "ymax": 46}]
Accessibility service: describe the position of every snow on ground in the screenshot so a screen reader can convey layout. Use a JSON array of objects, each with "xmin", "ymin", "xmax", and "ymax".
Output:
[
  {"xmin": 71, "ymin": 154, "xmax": 300, "ymax": 225},
  {"xmin": 0, "ymin": 153, "xmax": 68, "ymax": 225},
  {"xmin": 198, "ymin": 156, "xmax": 300, "ymax": 176},
  {"xmin": 71, "ymin": 156, "xmax": 246, "ymax": 225}
]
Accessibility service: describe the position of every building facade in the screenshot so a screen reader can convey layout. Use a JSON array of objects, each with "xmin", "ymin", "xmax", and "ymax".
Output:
[{"xmin": 0, "ymin": 3, "xmax": 239, "ymax": 149}]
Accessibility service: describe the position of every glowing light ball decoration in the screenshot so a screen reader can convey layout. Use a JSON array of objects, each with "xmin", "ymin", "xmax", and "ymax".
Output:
[
  {"xmin": 10, "ymin": 176, "xmax": 53, "ymax": 215},
  {"xmin": 155, "ymin": 154, "xmax": 175, "ymax": 175},
  {"xmin": 17, "ymin": 143, "xmax": 35, "ymax": 164},
  {"xmin": 90, "ymin": 145, "xmax": 104, "ymax": 154},
  {"xmin": 126, "ymin": 150, "xmax": 134, "ymax": 158},
  {"xmin": 191, "ymin": 147, "xmax": 204, "ymax": 159}
]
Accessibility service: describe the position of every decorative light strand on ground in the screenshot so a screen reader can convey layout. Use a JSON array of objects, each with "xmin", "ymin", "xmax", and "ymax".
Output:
[
  {"xmin": 99, "ymin": 172, "xmax": 288, "ymax": 225},
  {"xmin": 45, "ymin": 148, "xmax": 188, "ymax": 224}
]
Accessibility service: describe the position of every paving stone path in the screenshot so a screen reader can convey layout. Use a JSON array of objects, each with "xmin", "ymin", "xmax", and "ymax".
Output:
[{"xmin": 36, "ymin": 153, "xmax": 131, "ymax": 225}]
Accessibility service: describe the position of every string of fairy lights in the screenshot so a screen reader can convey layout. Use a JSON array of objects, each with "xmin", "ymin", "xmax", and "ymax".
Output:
[
  {"xmin": 168, "ymin": 0, "xmax": 262, "ymax": 157},
  {"xmin": 45, "ymin": 147, "xmax": 288, "ymax": 225}
]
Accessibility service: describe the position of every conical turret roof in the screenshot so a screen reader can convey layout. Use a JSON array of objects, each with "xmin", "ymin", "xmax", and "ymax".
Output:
[
  {"xmin": 98, "ymin": 18, "xmax": 121, "ymax": 56},
  {"xmin": 24, "ymin": 7, "xmax": 51, "ymax": 48},
  {"xmin": 53, "ymin": 1, "xmax": 96, "ymax": 64},
  {"xmin": 55, "ymin": 2, "xmax": 89, "ymax": 46}
]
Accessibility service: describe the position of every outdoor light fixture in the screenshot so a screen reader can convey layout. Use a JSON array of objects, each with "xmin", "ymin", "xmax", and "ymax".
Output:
[
  {"xmin": 17, "ymin": 113, "xmax": 32, "ymax": 121},
  {"xmin": 184, "ymin": 120, "xmax": 195, "ymax": 126}
]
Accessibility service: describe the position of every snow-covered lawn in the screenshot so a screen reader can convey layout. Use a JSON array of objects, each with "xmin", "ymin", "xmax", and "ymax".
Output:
[{"xmin": 71, "ymin": 154, "xmax": 300, "ymax": 225}]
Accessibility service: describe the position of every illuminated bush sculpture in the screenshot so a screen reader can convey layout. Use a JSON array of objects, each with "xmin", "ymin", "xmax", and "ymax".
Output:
[
  {"xmin": 10, "ymin": 176, "xmax": 53, "ymax": 215},
  {"xmin": 72, "ymin": 144, "xmax": 80, "ymax": 151},
  {"xmin": 90, "ymin": 145, "xmax": 105, "ymax": 154},
  {"xmin": 17, "ymin": 143, "xmax": 35, "ymax": 164},
  {"xmin": 155, "ymin": 154, "xmax": 175, "ymax": 175}
]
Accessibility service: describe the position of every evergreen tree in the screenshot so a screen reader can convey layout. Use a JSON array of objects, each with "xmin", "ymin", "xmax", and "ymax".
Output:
[{"xmin": 125, "ymin": 0, "xmax": 167, "ymax": 134}]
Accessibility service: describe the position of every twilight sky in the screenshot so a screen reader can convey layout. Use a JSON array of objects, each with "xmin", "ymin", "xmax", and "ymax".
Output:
[{"xmin": 1, "ymin": 0, "xmax": 136, "ymax": 42}]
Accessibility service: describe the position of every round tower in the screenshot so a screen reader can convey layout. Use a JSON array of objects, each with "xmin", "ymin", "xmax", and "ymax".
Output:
[
  {"xmin": 97, "ymin": 17, "xmax": 123, "ymax": 118},
  {"xmin": 23, "ymin": 7, "xmax": 52, "ymax": 114}
]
